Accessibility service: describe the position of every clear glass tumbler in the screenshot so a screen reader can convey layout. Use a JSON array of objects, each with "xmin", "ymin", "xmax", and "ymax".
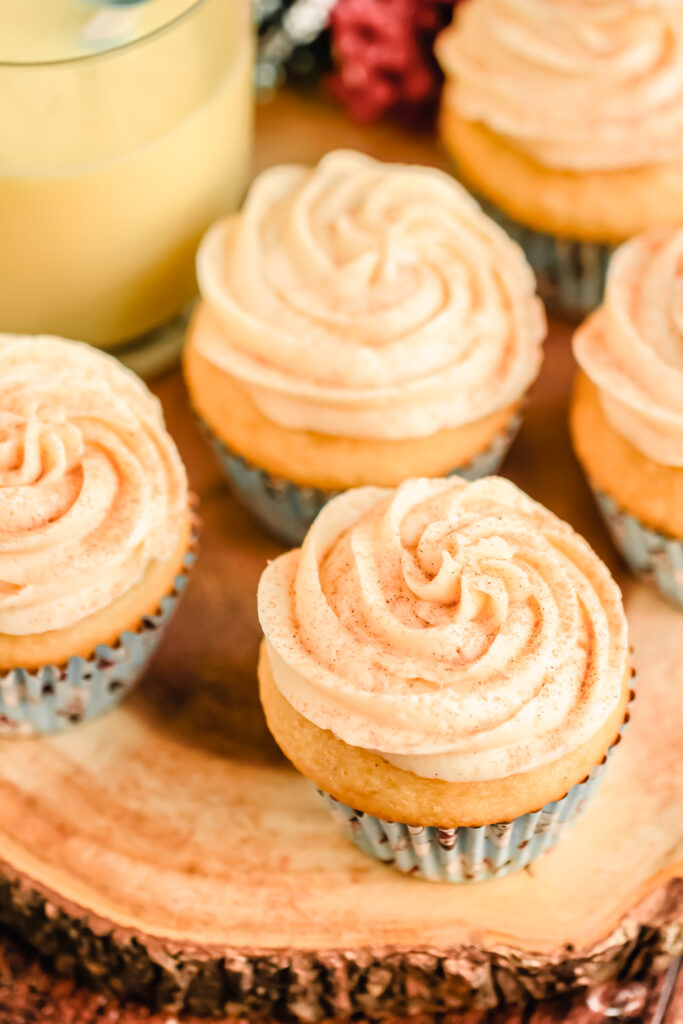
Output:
[{"xmin": 0, "ymin": 0, "xmax": 253, "ymax": 374}]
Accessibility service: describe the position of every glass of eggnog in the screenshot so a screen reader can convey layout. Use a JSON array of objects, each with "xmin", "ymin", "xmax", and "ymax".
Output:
[{"xmin": 0, "ymin": 0, "xmax": 253, "ymax": 372}]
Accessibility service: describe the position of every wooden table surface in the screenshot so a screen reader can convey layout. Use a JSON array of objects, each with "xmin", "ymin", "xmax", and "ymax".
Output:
[{"xmin": 0, "ymin": 91, "xmax": 681, "ymax": 1023}]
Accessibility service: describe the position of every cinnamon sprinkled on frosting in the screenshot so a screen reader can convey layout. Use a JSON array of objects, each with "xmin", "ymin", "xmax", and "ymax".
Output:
[
  {"xmin": 258, "ymin": 477, "xmax": 628, "ymax": 783},
  {"xmin": 574, "ymin": 227, "xmax": 683, "ymax": 467},
  {"xmin": 195, "ymin": 150, "xmax": 544, "ymax": 441},
  {"xmin": 0, "ymin": 336, "xmax": 188, "ymax": 636},
  {"xmin": 437, "ymin": 0, "xmax": 683, "ymax": 172}
]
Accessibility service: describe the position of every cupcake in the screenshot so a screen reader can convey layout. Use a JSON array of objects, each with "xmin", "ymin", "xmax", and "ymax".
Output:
[
  {"xmin": 0, "ymin": 335, "xmax": 195, "ymax": 736},
  {"xmin": 185, "ymin": 150, "xmax": 545, "ymax": 546},
  {"xmin": 257, "ymin": 476, "xmax": 632, "ymax": 883},
  {"xmin": 571, "ymin": 227, "xmax": 683, "ymax": 609},
  {"xmin": 436, "ymin": 0, "xmax": 683, "ymax": 317}
]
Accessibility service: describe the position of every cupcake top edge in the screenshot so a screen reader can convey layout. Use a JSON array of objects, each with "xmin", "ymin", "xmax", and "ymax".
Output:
[
  {"xmin": 192, "ymin": 148, "xmax": 545, "ymax": 442},
  {"xmin": 0, "ymin": 334, "xmax": 189, "ymax": 638},
  {"xmin": 573, "ymin": 225, "xmax": 683, "ymax": 467},
  {"xmin": 257, "ymin": 474, "xmax": 629, "ymax": 784},
  {"xmin": 436, "ymin": 0, "xmax": 683, "ymax": 173}
]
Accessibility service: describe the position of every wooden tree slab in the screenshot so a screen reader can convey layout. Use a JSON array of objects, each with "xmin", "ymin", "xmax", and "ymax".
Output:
[{"xmin": 0, "ymin": 328, "xmax": 681, "ymax": 1020}]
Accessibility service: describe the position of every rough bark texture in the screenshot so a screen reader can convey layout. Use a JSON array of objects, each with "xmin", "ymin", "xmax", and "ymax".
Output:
[
  {"xmin": 0, "ymin": 868, "xmax": 681, "ymax": 1020},
  {"xmin": 0, "ymin": 933, "xmax": 681, "ymax": 1024}
]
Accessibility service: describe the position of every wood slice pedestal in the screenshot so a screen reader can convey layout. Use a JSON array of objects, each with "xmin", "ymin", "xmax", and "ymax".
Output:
[{"xmin": 0, "ymin": 331, "xmax": 681, "ymax": 1020}]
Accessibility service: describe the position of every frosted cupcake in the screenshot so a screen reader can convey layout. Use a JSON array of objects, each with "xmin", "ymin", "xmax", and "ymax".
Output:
[
  {"xmin": 258, "ymin": 476, "xmax": 632, "ymax": 883},
  {"xmin": 436, "ymin": 0, "xmax": 683, "ymax": 316},
  {"xmin": 571, "ymin": 227, "xmax": 683, "ymax": 608},
  {"xmin": 185, "ymin": 150, "xmax": 545, "ymax": 546},
  {"xmin": 0, "ymin": 335, "xmax": 195, "ymax": 736}
]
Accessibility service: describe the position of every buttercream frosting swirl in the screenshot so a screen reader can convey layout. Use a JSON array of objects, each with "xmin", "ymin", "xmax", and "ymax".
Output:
[
  {"xmin": 0, "ymin": 335, "xmax": 188, "ymax": 636},
  {"xmin": 195, "ymin": 150, "xmax": 544, "ymax": 441},
  {"xmin": 258, "ymin": 476, "xmax": 628, "ymax": 782},
  {"xmin": 436, "ymin": 0, "xmax": 683, "ymax": 172},
  {"xmin": 574, "ymin": 227, "xmax": 683, "ymax": 467}
]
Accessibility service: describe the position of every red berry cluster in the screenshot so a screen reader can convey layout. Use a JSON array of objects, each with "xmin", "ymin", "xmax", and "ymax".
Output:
[{"xmin": 327, "ymin": 0, "xmax": 458, "ymax": 128}]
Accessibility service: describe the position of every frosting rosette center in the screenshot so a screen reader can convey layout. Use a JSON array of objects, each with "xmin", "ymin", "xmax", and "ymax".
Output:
[
  {"xmin": 0, "ymin": 336, "xmax": 188, "ymax": 636},
  {"xmin": 196, "ymin": 150, "xmax": 544, "ymax": 440},
  {"xmin": 574, "ymin": 227, "xmax": 683, "ymax": 466},
  {"xmin": 258, "ymin": 477, "xmax": 628, "ymax": 782}
]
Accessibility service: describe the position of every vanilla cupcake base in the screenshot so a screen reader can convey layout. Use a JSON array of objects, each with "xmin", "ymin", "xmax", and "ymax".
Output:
[
  {"xmin": 185, "ymin": 304, "xmax": 529, "ymax": 543},
  {"xmin": 0, "ymin": 510, "xmax": 199, "ymax": 737},
  {"xmin": 260, "ymin": 647, "xmax": 632, "ymax": 882},
  {"xmin": 441, "ymin": 113, "xmax": 683, "ymax": 242},
  {"xmin": 202, "ymin": 414, "xmax": 521, "ymax": 546},
  {"xmin": 440, "ymin": 113, "xmax": 683, "ymax": 318},
  {"xmin": 570, "ymin": 373, "xmax": 683, "ymax": 607},
  {"xmin": 258, "ymin": 646, "xmax": 632, "ymax": 828}
]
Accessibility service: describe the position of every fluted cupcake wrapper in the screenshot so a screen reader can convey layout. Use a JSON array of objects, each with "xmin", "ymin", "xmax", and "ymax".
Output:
[
  {"xmin": 201, "ymin": 415, "xmax": 521, "ymax": 547},
  {"xmin": 319, "ymin": 773, "xmax": 599, "ymax": 885},
  {"xmin": 318, "ymin": 702, "xmax": 631, "ymax": 885},
  {"xmin": 471, "ymin": 193, "xmax": 613, "ymax": 321},
  {"xmin": 593, "ymin": 489, "xmax": 683, "ymax": 610},
  {"xmin": 0, "ymin": 517, "xmax": 199, "ymax": 738}
]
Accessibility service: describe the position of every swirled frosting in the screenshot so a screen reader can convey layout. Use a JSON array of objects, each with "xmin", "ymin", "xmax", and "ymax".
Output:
[
  {"xmin": 0, "ymin": 335, "xmax": 188, "ymax": 636},
  {"xmin": 258, "ymin": 476, "xmax": 628, "ymax": 782},
  {"xmin": 195, "ymin": 150, "xmax": 545, "ymax": 441},
  {"xmin": 574, "ymin": 227, "xmax": 683, "ymax": 467},
  {"xmin": 436, "ymin": 0, "xmax": 683, "ymax": 172}
]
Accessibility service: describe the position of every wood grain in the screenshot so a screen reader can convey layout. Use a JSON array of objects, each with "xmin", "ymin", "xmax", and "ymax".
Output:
[{"xmin": 0, "ymin": 95, "xmax": 680, "ymax": 1019}]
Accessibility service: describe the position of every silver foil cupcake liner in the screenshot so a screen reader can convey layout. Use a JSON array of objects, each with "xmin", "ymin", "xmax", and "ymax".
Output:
[
  {"xmin": 473, "ymin": 193, "xmax": 613, "ymax": 320},
  {"xmin": 594, "ymin": 489, "xmax": 683, "ymax": 609},
  {"xmin": 200, "ymin": 415, "xmax": 521, "ymax": 547},
  {"xmin": 318, "ymin": 701, "xmax": 632, "ymax": 884},
  {"xmin": 0, "ymin": 510, "xmax": 200, "ymax": 738}
]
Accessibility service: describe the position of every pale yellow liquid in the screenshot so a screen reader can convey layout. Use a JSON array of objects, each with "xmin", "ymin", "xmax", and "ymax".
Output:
[{"xmin": 0, "ymin": 0, "xmax": 253, "ymax": 347}]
